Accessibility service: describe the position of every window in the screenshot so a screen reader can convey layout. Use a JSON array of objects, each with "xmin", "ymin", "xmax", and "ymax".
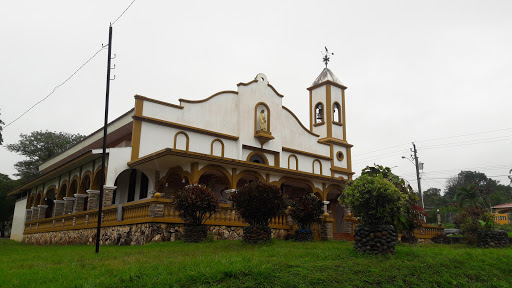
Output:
[
  {"xmin": 315, "ymin": 103, "xmax": 324, "ymax": 123},
  {"xmin": 249, "ymin": 154, "xmax": 265, "ymax": 164},
  {"xmin": 333, "ymin": 102, "xmax": 341, "ymax": 123}
]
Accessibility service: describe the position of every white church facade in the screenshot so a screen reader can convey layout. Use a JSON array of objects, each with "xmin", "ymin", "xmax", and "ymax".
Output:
[{"xmin": 9, "ymin": 68, "xmax": 354, "ymax": 244}]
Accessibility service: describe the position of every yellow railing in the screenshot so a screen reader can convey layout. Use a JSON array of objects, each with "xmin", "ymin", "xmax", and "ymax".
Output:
[{"xmin": 24, "ymin": 198, "xmax": 291, "ymax": 234}]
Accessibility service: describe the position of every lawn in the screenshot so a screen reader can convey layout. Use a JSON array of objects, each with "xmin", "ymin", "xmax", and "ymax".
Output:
[{"xmin": 1, "ymin": 238, "xmax": 511, "ymax": 288}]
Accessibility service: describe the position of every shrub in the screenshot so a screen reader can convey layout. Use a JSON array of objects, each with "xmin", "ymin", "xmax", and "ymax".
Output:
[
  {"xmin": 289, "ymin": 193, "xmax": 324, "ymax": 230},
  {"xmin": 341, "ymin": 174, "xmax": 404, "ymax": 225},
  {"xmin": 361, "ymin": 165, "xmax": 427, "ymax": 238},
  {"xmin": 453, "ymin": 206, "xmax": 493, "ymax": 245},
  {"xmin": 174, "ymin": 184, "xmax": 219, "ymax": 225},
  {"xmin": 230, "ymin": 181, "xmax": 287, "ymax": 227}
]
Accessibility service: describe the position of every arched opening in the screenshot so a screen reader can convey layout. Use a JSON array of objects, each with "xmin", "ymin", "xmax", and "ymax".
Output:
[
  {"xmin": 315, "ymin": 102, "xmax": 324, "ymax": 124},
  {"xmin": 236, "ymin": 175, "xmax": 259, "ymax": 189},
  {"xmin": 92, "ymin": 169, "xmax": 105, "ymax": 190},
  {"xmin": 113, "ymin": 169, "xmax": 150, "ymax": 204},
  {"xmin": 68, "ymin": 180, "xmax": 78, "ymax": 197},
  {"xmin": 249, "ymin": 154, "xmax": 265, "ymax": 164},
  {"xmin": 333, "ymin": 102, "xmax": 341, "ymax": 123},
  {"xmin": 211, "ymin": 139, "xmax": 224, "ymax": 157},
  {"xmin": 313, "ymin": 159, "xmax": 322, "ymax": 175},
  {"xmin": 79, "ymin": 175, "xmax": 91, "ymax": 211},
  {"xmin": 44, "ymin": 189, "xmax": 56, "ymax": 218},
  {"xmin": 34, "ymin": 193, "xmax": 42, "ymax": 208},
  {"xmin": 57, "ymin": 184, "xmax": 67, "ymax": 200},
  {"xmin": 174, "ymin": 131, "xmax": 189, "ymax": 151},
  {"xmin": 198, "ymin": 169, "xmax": 229, "ymax": 203},
  {"xmin": 280, "ymin": 180, "xmax": 312, "ymax": 202},
  {"xmin": 326, "ymin": 188, "xmax": 344, "ymax": 233}
]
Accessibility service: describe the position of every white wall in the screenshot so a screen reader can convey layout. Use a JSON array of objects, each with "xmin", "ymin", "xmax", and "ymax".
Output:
[{"xmin": 10, "ymin": 197, "xmax": 27, "ymax": 242}]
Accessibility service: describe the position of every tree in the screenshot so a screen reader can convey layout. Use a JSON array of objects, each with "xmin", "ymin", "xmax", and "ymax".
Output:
[
  {"xmin": 423, "ymin": 188, "xmax": 443, "ymax": 209},
  {"xmin": 444, "ymin": 171, "xmax": 497, "ymax": 205},
  {"xmin": 0, "ymin": 174, "xmax": 18, "ymax": 237},
  {"xmin": 0, "ymin": 110, "xmax": 5, "ymax": 145},
  {"xmin": 6, "ymin": 130, "xmax": 86, "ymax": 181}
]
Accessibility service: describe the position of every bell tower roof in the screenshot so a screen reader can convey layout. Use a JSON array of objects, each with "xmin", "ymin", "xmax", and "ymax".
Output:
[{"xmin": 311, "ymin": 68, "xmax": 344, "ymax": 87}]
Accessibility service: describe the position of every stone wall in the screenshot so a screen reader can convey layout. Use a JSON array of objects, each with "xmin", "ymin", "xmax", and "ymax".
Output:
[{"xmin": 22, "ymin": 223, "xmax": 289, "ymax": 245}]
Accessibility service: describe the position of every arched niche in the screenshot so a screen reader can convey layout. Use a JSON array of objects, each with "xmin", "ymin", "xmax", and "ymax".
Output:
[
  {"xmin": 174, "ymin": 131, "xmax": 189, "ymax": 151},
  {"xmin": 312, "ymin": 159, "xmax": 322, "ymax": 175},
  {"xmin": 247, "ymin": 151, "xmax": 269, "ymax": 165},
  {"xmin": 211, "ymin": 139, "xmax": 224, "ymax": 157},
  {"xmin": 288, "ymin": 154, "xmax": 298, "ymax": 171},
  {"xmin": 254, "ymin": 102, "xmax": 270, "ymax": 132}
]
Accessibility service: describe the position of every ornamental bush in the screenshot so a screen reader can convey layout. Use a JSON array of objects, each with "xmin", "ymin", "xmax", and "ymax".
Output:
[
  {"xmin": 341, "ymin": 174, "xmax": 403, "ymax": 226},
  {"xmin": 290, "ymin": 193, "xmax": 324, "ymax": 230},
  {"xmin": 174, "ymin": 184, "xmax": 219, "ymax": 225},
  {"xmin": 230, "ymin": 181, "xmax": 287, "ymax": 227},
  {"xmin": 453, "ymin": 206, "xmax": 494, "ymax": 245}
]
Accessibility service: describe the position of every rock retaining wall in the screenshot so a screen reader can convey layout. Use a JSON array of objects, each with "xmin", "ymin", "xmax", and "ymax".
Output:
[
  {"xmin": 354, "ymin": 224, "xmax": 398, "ymax": 255},
  {"xmin": 477, "ymin": 230, "xmax": 511, "ymax": 248},
  {"xmin": 22, "ymin": 223, "xmax": 289, "ymax": 245}
]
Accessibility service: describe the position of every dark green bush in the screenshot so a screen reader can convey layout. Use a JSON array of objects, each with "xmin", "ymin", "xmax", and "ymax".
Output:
[
  {"xmin": 174, "ymin": 184, "xmax": 219, "ymax": 225},
  {"xmin": 231, "ymin": 181, "xmax": 287, "ymax": 226},
  {"xmin": 453, "ymin": 206, "xmax": 493, "ymax": 245},
  {"xmin": 341, "ymin": 174, "xmax": 404, "ymax": 225},
  {"xmin": 289, "ymin": 193, "xmax": 324, "ymax": 229}
]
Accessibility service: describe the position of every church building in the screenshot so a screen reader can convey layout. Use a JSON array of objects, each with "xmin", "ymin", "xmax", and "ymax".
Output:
[{"xmin": 9, "ymin": 68, "xmax": 354, "ymax": 244}]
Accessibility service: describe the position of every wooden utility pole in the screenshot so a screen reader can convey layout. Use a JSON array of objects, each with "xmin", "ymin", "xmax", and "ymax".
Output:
[
  {"xmin": 412, "ymin": 142, "xmax": 424, "ymax": 209},
  {"xmin": 96, "ymin": 24, "xmax": 113, "ymax": 254}
]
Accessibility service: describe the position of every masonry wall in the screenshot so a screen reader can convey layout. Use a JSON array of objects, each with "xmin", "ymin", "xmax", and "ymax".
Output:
[{"xmin": 22, "ymin": 223, "xmax": 289, "ymax": 245}]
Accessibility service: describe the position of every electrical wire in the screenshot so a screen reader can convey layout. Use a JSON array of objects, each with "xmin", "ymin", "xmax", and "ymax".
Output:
[
  {"xmin": 3, "ymin": 46, "xmax": 107, "ymax": 129},
  {"xmin": 3, "ymin": 0, "xmax": 136, "ymax": 129}
]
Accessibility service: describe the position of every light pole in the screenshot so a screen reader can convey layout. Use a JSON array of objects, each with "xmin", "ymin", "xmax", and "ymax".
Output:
[{"xmin": 401, "ymin": 151, "xmax": 424, "ymax": 209}]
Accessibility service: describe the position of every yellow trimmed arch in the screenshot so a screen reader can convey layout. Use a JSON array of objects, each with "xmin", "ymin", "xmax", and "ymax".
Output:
[
  {"xmin": 246, "ymin": 151, "xmax": 269, "ymax": 165},
  {"xmin": 174, "ymin": 131, "xmax": 190, "ymax": 151},
  {"xmin": 312, "ymin": 159, "xmax": 322, "ymax": 175},
  {"xmin": 288, "ymin": 154, "xmax": 298, "ymax": 170},
  {"xmin": 196, "ymin": 164, "xmax": 233, "ymax": 188},
  {"xmin": 210, "ymin": 139, "xmax": 224, "ymax": 157},
  {"xmin": 234, "ymin": 170, "xmax": 265, "ymax": 187},
  {"xmin": 68, "ymin": 176, "xmax": 80, "ymax": 197}
]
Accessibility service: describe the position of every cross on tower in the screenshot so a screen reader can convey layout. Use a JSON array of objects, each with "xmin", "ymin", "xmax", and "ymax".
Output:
[{"xmin": 322, "ymin": 46, "xmax": 334, "ymax": 68}]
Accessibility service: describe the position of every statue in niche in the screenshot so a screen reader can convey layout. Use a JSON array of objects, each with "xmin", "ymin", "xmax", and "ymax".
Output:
[{"xmin": 259, "ymin": 109, "xmax": 267, "ymax": 131}]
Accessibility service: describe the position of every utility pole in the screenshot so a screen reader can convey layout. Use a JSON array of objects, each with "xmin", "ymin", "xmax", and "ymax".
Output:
[
  {"xmin": 96, "ymin": 24, "xmax": 113, "ymax": 254},
  {"xmin": 412, "ymin": 142, "xmax": 424, "ymax": 209}
]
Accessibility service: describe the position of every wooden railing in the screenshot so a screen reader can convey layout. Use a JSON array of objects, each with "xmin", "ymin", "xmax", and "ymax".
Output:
[
  {"xmin": 417, "ymin": 224, "xmax": 445, "ymax": 238},
  {"xmin": 24, "ymin": 198, "xmax": 290, "ymax": 234}
]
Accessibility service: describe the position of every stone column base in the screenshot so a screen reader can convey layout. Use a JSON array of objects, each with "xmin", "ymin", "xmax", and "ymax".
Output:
[
  {"xmin": 86, "ymin": 190, "xmax": 100, "ymax": 210},
  {"xmin": 63, "ymin": 197, "xmax": 75, "ymax": 215},
  {"xmin": 38, "ymin": 205, "xmax": 48, "ymax": 219},
  {"xmin": 53, "ymin": 200, "xmax": 65, "ymax": 217},
  {"xmin": 73, "ymin": 194, "xmax": 88, "ymax": 213}
]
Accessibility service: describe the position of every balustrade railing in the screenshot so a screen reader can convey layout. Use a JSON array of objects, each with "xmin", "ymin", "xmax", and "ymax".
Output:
[{"xmin": 24, "ymin": 198, "xmax": 290, "ymax": 234}]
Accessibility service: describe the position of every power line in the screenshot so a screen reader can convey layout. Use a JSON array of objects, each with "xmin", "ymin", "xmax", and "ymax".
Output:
[
  {"xmin": 3, "ymin": 0, "xmax": 136, "ymax": 129},
  {"xmin": 3, "ymin": 46, "xmax": 107, "ymax": 129},
  {"xmin": 112, "ymin": 0, "xmax": 136, "ymax": 26},
  {"xmin": 415, "ymin": 127, "xmax": 512, "ymax": 143}
]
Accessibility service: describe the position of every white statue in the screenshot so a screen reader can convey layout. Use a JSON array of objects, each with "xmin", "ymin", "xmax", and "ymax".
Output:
[{"xmin": 259, "ymin": 109, "xmax": 267, "ymax": 131}]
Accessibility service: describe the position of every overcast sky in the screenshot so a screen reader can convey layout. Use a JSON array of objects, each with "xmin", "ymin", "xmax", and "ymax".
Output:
[{"xmin": 1, "ymin": 0, "xmax": 511, "ymax": 193}]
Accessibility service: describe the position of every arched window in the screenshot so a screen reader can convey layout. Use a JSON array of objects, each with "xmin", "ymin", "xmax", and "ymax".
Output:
[
  {"xmin": 333, "ymin": 102, "xmax": 341, "ymax": 123},
  {"xmin": 249, "ymin": 154, "xmax": 265, "ymax": 164},
  {"xmin": 315, "ymin": 103, "xmax": 324, "ymax": 124}
]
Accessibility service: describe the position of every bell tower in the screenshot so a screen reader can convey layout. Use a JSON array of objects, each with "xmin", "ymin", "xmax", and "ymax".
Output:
[{"xmin": 307, "ymin": 49, "xmax": 353, "ymax": 179}]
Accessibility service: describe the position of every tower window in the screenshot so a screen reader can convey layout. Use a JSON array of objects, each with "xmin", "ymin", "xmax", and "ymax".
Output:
[
  {"xmin": 333, "ymin": 102, "xmax": 341, "ymax": 123},
  {"xmin": 315, "ymin": 103, "xmax": 324, "ymax": 123}
]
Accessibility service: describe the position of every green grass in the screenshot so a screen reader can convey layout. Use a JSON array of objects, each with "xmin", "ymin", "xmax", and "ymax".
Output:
[{"xmin": 1, "ymin": 238, "xmax": 512, "ymax": 288}]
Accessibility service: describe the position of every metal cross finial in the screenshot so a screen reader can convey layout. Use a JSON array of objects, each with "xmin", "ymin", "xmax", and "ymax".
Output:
[{"xmin": 322, "ymin": 46, "xmax": 334, "ymax": 68}]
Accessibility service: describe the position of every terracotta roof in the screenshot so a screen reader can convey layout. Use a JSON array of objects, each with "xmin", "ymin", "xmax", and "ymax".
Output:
[{"xmin": 492, "ymin": 202, "xmax": 512, "ymax": 209}]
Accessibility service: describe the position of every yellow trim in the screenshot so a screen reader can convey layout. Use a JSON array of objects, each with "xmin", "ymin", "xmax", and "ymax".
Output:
[
  {"xmin": 134, "ymin": 94, "xmax": 183, "ymax": 109},
  {"xmin": 128, "ymin": 148, "xmax": 347, "ymax": 184},
  {"xmin": 131, "ymin": 97, "xmax": 143, "ymax": 161},
  {"xmin": 197, "ymin": 164, "xmax": 233, "ymax": 188},
  {"xmin": 282, "ymin": 106, "xmax": 320, "ymax": 137},
  {"xmin": 287, "ymin": 154, "xmax": 298, "ymax": 171},
  {"xmin": 236, "ymin": 79, "xmax": 258, "ymax": 86},
  {"xmin": 254, "ymin": 102, "xmax": 271, "ymax": 132},
  {"xmin": 307, "ymin": 80, "xmax": 347, "ymax": 91},
  {"xmin": 246, "ymin": 151, "xmax": 269, "ymax": 165},
  {"xmin": 312, "ymin": 159, "xmax": 322, "ymax": 175},
  {"xmin": 318, "ymin": 137, "xmax": 354, "ymax": 148},
  {"xmin": 347, "ymin": 147, "xmax": 352, "ymax": 179},
  {"xmin": 7, "ymin": 151, "xmax": 97, "ymax": 196},
  {"xmin": 179, "ymin": 91, "xmax": 238, "ymax": 104},
  {"xmin": 267, "ymin": 83, "xmax": 284, "ymax": 98},
  {"xmin": 44, "ymin": 185, "xmax": 57, "ymax": 198},
  {"xmin": 309, "ymin": 90, "xmax": 313, "ymax": 131},
  {"xmin": 326, "ymin": 84, "xmax": 332, "ymax": 138},
  {"xmin": 210, "ymin": 139, "xmax": 225, "ymax": 158},
  {"xmin": 57, "ymin": 180, "xmax": 69, "ymax": 200},
  {"xmin": 331, "ymin": 166, "xmax": 354, "ymax": 175},
  {"xmin": 174, "ymin": 131, "xmax": 190, "ymax": 151},
  {"xmin": 336, "ymin": 151, "xmax": 344, "ymax": 161},
  {"xmin": 333, "ymin": 101, "xmax": 342, "ymax": 124},
  {"xmin": 282, "ymin": 147, "xmax": 331, "ymax": 161},
  {"xmin": 34, "ymin": 192, "xmax": 42, "ymax": 207},
  {"xmin": 270, "ymin": 176, "xmax": 322, "ymax": 196},
  {"xmin": 234, "ymin": 170, "xmax": 265, "ymax": 187},
  {"xmin": 314, "ymin": 102, "xmax": 325, "ymax": 125},
  {"xmin": 342, "ymin": 89, "xmax": 347, "ymax": 141},
  {"xmin": 79, "ymin": 171, "xmax": 93, "ymax": 194},
  {"xmin": 133, "ymin": 115, "xmax": 239, "ymax": 141}
]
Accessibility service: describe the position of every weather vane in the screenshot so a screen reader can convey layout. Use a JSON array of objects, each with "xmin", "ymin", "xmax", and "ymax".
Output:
[{"xmin": 322, "ymin": 46, "xmax": 334, "ymax": 68}]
